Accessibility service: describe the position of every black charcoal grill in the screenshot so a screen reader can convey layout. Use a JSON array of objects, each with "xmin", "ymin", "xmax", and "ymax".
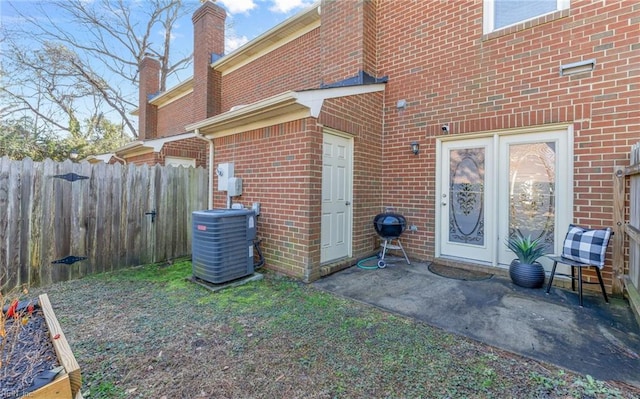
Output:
[{"xmin": 373, "ymin": 211, "xmax": 411, "ymax": 268}]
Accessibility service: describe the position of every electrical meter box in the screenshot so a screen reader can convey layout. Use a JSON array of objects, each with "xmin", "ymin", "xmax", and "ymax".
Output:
[
  {"xmin": 217, "ymin": 163, "xmax": 234, "ymax": 191},
  {"xmin": 228, "ymin": 177, "xmax": 243, "ymax": 196}
]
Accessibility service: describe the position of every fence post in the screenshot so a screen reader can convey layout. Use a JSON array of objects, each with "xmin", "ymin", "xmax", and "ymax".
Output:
[{"xmin": 612, "ymin": 166, "xmax": 626, "ymax": 295}]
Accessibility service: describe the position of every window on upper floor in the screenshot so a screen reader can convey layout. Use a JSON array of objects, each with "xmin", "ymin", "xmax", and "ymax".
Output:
[{"xmin": 483, "ymin": 0, "xmax": 569, "ymax": 34}]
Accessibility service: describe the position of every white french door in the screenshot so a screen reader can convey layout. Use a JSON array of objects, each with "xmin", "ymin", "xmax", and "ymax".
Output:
[
  {"xmin": 438, "ymin": 129, "xmax": 572, "ymax": 269},
  {"xmin": 496, "ymin": 131, "xmax": 571, "ymax": 268},
  {"xmin": 440, "ymin": 138, "xmax": 495, "ymax": 263}
]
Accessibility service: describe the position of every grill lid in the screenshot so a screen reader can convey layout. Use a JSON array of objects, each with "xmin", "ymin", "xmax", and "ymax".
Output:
[{"xmin": 373, "ymin": 213, "xmax": 407, "ymax": 239}]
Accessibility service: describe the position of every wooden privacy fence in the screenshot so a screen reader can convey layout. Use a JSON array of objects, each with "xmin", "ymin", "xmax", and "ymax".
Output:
[
  {"xmin": 613, "ymin": 141, "xmax": 640, "ymax": 316},
  {"xmin": 0, "ymin": 157, "xmax": 208, "ymax": 290}
]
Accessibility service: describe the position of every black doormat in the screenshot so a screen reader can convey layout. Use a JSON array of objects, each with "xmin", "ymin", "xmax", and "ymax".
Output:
[{"xmin": 428, "ymin": 263, "xmax": 494, "ymax": 281}]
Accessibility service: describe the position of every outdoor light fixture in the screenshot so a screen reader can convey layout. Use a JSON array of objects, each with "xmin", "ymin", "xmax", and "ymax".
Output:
[
  {"xmin": 69, "ymin": 149, "xmax": 79, "ymax": 160},
  {"xmin": 410, "ymin": 142, "xmax": 419, "ymax": 155}
]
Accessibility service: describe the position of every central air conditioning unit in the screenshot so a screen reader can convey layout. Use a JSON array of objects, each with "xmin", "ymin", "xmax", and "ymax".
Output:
[{"xmin": 192, "ymin": 208, "xmax": 256, "ymax": 284}]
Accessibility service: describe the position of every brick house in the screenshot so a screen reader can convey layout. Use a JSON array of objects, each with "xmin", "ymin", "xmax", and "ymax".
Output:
[{"xmin": 133, "ymin": 0, "xmax": 639, "ymax": 292}]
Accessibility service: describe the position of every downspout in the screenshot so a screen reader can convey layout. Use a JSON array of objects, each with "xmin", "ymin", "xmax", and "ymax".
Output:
[
  {"xmin": 194, "ymin": 128, "xmax": 214, "ymax": 209},
  {"xmin": 112, "ymin": 154, "xmax": 127, "ymax": 164}
]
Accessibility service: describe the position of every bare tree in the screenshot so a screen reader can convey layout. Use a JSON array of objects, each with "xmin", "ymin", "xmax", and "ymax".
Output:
[{"xmin": 0, "ymin": 0, "xmax": 196, "ymax": 139}]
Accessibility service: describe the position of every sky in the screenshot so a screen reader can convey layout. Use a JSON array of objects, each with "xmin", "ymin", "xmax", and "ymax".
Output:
[
  {"xmin": 0, "ymin": 0, "xmax": 316, "ymax": 85},
  {"xmin": 0, "ymin": 0, "xmax": 315, "ymax": 50},
  {"xmin": 208, "ymin": 0, "xmax": 316, "ymax": 53}
]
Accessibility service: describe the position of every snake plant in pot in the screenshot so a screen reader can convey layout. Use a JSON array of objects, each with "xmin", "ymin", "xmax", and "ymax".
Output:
[{"xmin": 506, "ymin": 232, "xmax": 547, "ymax": 288}]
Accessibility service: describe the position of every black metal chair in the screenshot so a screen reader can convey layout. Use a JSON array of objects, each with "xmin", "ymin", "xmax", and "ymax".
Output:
[{"xmin": 545, "ymin": 225, "xmax": 612, "ymax": 307}]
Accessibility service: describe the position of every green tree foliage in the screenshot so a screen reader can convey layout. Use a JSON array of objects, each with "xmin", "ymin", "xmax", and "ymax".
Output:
[
  {"xmin": 64, "ymin": 116, "xmax": 132, "ymax": 160},
  {"xmin": 0, "ymin": 117, "xmax": 64, "ymax": 161},
  {"xmin": 0, "ymin": 116, "xmax": 132, "ymax": 161}
]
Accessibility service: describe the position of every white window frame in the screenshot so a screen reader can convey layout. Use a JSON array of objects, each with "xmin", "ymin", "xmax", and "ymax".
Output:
[
  {"xmin": 483, "ymin": 0, "xmax": 570, "ymax": 35},
  {"xmin": 165, "ymin": 156, "xmax": 196, "ymax": 168}
]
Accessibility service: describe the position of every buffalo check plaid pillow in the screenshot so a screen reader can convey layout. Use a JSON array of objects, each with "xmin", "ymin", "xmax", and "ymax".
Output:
[{"xmin": 561, "ymin": 225, "xmax": 612, "ymax": 268}]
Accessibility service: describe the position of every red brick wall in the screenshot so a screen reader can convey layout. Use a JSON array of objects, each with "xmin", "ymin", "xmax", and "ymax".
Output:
[
  {"xmin": 121, "ymin": 138, "xmax": 208, "ymax": 169},
  {"xmin": 363, "ymin": 0, "xmax": 378, "ymax": 76},
  {"xmin": 221, "ymin": 29, "xmax": 322, "ymax": 111},
  {"xmin": 207, "ymin": 91, "xmax": 383, "ymax": 282},
  {"xmin": 192, "ymin": 1, "xmax": 225, "ymax": 120},
  {"xmin": 320, "ymin": 0, "xmax": 377, "ymax": 85},
  {"xmin": 319, "ymin": 91, "xmax": 384, "ymax": 257},
  {"xmin": 211, "ymin": 118, "xmax": 322, "ymax": 281},
  {"xmin": 154, "ymin": 24, "xmax": 321, "ymax": 134},
  {"xmin": 376, "ymin": 0, "xmax": 640, "ymax": 290},
  {"xmin": 143, "ymin": 0, "xmax": 637, "ymax": 291},
  {"xmin": 161, "ymin": 138, "xmax": 209, "ymax": 169},
  {"xmin": 156, "ymin": 95, "xmax": 195, "ymax": 138},
  {"xmin": 127, "ymin": 152, "xmax": 159, "ymax": 167},
  {"xmin": 138, "ymin": 57, "xmax": 160, "ymax": 140}
]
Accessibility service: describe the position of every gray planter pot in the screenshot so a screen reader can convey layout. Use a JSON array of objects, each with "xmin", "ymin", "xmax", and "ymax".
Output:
[{"xmin": 509, "ymin": 259, "xmax": 545, "ymax": 288}]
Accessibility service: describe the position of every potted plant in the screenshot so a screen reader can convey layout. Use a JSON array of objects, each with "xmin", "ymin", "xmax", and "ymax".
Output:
[{"xmin": 506, "ymin": 232, "xmax": 547, "ymax": 288}]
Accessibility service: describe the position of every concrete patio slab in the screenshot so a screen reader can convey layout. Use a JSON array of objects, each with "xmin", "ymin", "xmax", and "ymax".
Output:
[{"xmin": 313, "ymin": 259, "xmax": 640, "ymax": 387}]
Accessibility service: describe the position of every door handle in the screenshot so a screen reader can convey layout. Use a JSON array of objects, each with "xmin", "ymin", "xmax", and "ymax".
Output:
[
  {"xmin": 345, "ymin": 201, "xmax": 351, "ymax": 206},
  {"xmin": 145, "ymin": 209, "xmax": 157, "ymax": 223},
  {"xmin": 441, "ymin": 202, "xmax": 447, "ymax": 206}
]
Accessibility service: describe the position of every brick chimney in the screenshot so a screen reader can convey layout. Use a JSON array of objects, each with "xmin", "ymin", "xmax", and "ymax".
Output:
[
  {"xmin": 320, "ymin": 0, "xmax": 378, "ymax": 86},
  {"xmin": 192, "ymin": 1, "xmax": 226, "ymax": 121},
  {"xmin": 138, "ymin": 56, "xmax": 161, "ymax": 140}
]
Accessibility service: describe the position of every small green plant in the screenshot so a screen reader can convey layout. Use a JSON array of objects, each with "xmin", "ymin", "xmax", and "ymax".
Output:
[
  {"xmin": 530, "ymin": 370, "xmax": 567, "ymax": 390},
  {"xmin": 571, "ymin": 375, "xmax": 624, "ymax": 398},
  {"xmin": 506, "ymin": 232, "xmax": 547, "ymax": 264},
  {"xmin": 90, "ymin": 380, "xmax": 127, "ymax": 398}
]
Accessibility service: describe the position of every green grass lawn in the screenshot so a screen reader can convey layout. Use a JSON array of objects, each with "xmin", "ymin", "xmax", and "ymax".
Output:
[{"xmin": 34, "ymin": 260, "xmax": 637, "ymax": 398}]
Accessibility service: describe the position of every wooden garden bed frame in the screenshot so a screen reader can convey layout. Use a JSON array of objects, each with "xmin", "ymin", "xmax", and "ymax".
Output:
[{"xmin": 19, "ymin": 294, "xmax": 82, "ymax": 399}]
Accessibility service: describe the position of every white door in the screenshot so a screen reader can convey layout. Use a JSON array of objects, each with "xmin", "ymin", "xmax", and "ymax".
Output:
[
  {"xmin": 497, "ymin": 131, "xmax": 571, "ymax": 269},
  {"xmin": 321, "ymin": 132, "xmax": 352, "ymax": 263},
  {"xmin": 438, "ymin": 129, "xmax": 572, "ymax": 270},
  {"xmin": 440, "ymin": 138, "xmax": 495, "ymax": 263}
]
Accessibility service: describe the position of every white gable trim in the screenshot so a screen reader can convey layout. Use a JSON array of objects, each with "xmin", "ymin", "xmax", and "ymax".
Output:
[
  {"xmin": 115, "ymin": 132, "xmax": 198, "ymax": 156},
  {"xmin": 186, "ymin": 84, "xmax": 385, "ymax": 138}
]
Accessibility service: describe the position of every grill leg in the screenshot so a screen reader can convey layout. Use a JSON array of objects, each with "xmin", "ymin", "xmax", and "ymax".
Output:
[
  {"xmin": 395, "ymin": 239, "xmax": 411, "ymax": 265},
  {"xmin": 381, "ymin": 240, "xmax": 389, "ymax": 261}
]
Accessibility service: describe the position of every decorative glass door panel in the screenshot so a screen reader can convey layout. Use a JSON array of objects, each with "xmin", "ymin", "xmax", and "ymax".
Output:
[
  {"xmin": 497, "ymin": 131, "xmax": 570, "ymax": 268},
  {"xmin": 449, "ymin": 148, "xmax": 485, "ymax": 245},
  {"xmin": 508, "ymin": 142, "xmax": 556, "ymax": 252},
  {"xmin": 440, "ymin": 139, "xmax": 494, "ymax": 263}
]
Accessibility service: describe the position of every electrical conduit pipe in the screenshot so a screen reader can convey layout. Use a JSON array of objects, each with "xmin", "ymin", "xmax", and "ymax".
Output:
[{"xmin": 194, "ymin": 128, "xmax": 214, "ymax": 209}]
